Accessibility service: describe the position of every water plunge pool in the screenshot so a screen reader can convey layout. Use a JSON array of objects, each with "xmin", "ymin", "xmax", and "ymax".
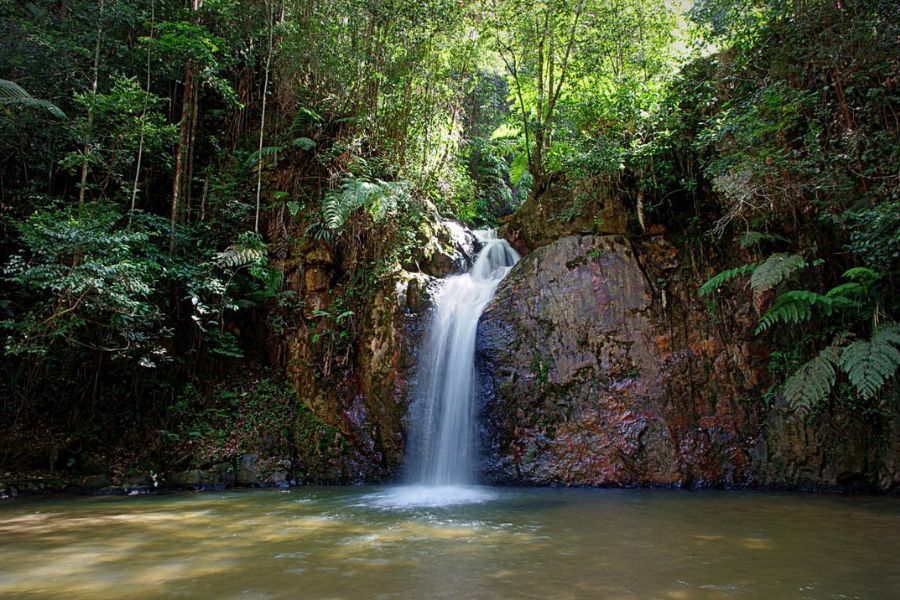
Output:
[{"xmin": 1, "ymin": 487, "xmax": 898, "ymax": 598}]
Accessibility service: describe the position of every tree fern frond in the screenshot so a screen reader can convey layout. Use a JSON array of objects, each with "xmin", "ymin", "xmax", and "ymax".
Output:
[
  {"xmin": 214, "ymin": 246, "xmax": 266, "ymax": 268},
  {"xmin": 736, "ymin": 230, "xmax": 788, "ymax": 248},
  {"xmin": 750, "ymin": 253, "xmax": 806, "ymax": 294},
  {"xmin": 842, "ymin": 267, "xmax": 882, "ymax": 283},
  {"xmin": 783, "ymin": 346, "xmax": 840, "ymax": 410},
  {"xmin": 0, "ymin": 79, "xmax": 66, "ymax": 118},
  {"xmin": 214, "ymin": 233, "xmax": 267, "ymax": 268},
  {"xmin": 245, "ymin": 145, "xmax": 283, "ymax": 168},
  {"xmin": 697, "ymin": 263, "xmax": 756, "ymax": 296},
  {"xmin": 825, "ymin": 282, "xmax": 866, "ymax": 299},
  {"xmin": 840, "ymin": 335, "xmax": 900, "ymax": 400},
  {"xmin": 322, "ymin": 177, "xmax": 409, "ymax": 231},
  {"xmin": 291, "ymin": 137, "xmax": 316, "ymax": 151},
  {"xmin": 755, "ymin": 290, "xmax": 831, "ymax": 334},
  {"xmin": 872, "ymin": 322, "xmax": 900, "ymax": 347}
]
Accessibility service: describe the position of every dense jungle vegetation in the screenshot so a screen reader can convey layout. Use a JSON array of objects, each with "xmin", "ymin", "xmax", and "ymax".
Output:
[{"xmin": 1, "ymin": 0, "xmax": 897, "ymax": 482}]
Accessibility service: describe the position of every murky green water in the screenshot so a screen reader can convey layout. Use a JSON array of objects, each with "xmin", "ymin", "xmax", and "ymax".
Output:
[{"xmin": 1, "ymin": 487, "xmax": 898, "ymax": 599}]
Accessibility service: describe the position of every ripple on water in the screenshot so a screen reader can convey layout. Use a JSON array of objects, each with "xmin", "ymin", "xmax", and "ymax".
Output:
[{"xmin": 362, "ymin": 485, "xmax": 497, "ymax": 509}]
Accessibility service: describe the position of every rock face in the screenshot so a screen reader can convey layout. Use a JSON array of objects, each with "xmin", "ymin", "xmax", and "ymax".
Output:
[
  {"xmin": 499, "ymin": 176, "xmax": 628, "ymax": 256},
  {"xmin": 476, "ymin": 234, "xmax": 900, "ymax": 490},
  {"xmin": 282, "ymin": 215, "xmax": 476, "ymax": 482}
]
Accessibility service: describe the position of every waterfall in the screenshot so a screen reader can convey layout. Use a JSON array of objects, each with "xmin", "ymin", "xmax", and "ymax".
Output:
[{"xmin": 406, "ymin": 229, "xmax": 520, "ymax": 487}]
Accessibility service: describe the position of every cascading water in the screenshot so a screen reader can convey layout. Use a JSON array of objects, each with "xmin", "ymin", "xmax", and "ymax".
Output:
[{"xmin": 371, "ymin": 229, "xmax": 519, "ymax": 508}]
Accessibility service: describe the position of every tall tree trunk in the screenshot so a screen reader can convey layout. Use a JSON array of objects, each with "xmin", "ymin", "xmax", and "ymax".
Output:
[
  {"xmin": 77, "ymin": 0, "xmax": 105, "ymax": 208},
  {"xmin": 130, "ymin": 0, "xmax": 155, "ymax": 224},
  {"xmin": 255, "ymin": 0, "xmax": 274, "ymax": 234},
  {"xmin": 170, "ymin": 0, "xmax": 202, "ymax": 253}
]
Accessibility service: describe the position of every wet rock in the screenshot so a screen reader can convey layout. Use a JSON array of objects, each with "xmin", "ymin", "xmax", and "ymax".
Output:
[
  {"xmin": 409, "ymin": 218, "xmax": 478, "ymax": 278},
  {"xmin": 171, "ymin": 470, "xmax": 203, "ymax": 486},
  {"xmin": 237, "ymin": 453, "xmax": 261, "ymax": 486},
  {"xmin": 68, "ymin": 473, "xmax": 114, "ymax": 494},
  {"xmin": 476, "ymin": 233, "xmax": 900, "ymax": 490}
]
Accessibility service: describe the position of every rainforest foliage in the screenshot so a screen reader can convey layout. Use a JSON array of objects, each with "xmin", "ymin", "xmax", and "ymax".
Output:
[{"xmin": 0, "ymin": 0, "xmax": 897, "ymax": 475}]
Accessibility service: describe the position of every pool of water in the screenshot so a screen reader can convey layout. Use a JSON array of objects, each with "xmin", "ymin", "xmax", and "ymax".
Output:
[{"xmin": 1, "ymin": 486, "xmax": 898, "ymax": 599}]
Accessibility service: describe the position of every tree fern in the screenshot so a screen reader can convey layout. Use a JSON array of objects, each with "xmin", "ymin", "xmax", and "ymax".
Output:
[
  {"xmin": 755, "ymin": 290, "xmax": 832, "ymax": 333},
  {"xmin": 842, "ymin": 267, "xmax": 882, "ymax": 283},
  {"xmin": 783, "ymin": 346, "xmax": 840, "ymax": 410},
  {"xmin": 750, "ymin": 253, "xmax": 806, "ymax": 294},
  {"xmin": 0, "ymin": 79, "xmax": 66, "ymax": 118},
  {"xmin": 214, "ymin": 233, "xmax": 267, "ymax": 268},
  {"xmin": 697, "ymin": 263, "xmax": 756, "ymax": 296},
  {"xmin": 736, "ymin": 230, "xmax": 788, "ymax": 248},
  {"xmin": 841, "ymin": 322, "xmax": 900, "ymax": 399},
  {"xmin": 323, "ymin": 178, "xmax": 409, "ymax": 231},
  {"xmin": 873, "ymin": 322, "xmax": 900, "ymax": 346},
  {"xmin": 245, "ymin": 145, "xmax": 283, "ymax": 168}
]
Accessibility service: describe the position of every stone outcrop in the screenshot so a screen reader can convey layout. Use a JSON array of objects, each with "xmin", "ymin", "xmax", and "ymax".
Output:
[
  {"xmin": 476, "ymin": 234, "xmax": 900, "ymax": 490},
  {"xmin": 499, "ymin": 176, "xmax": 628, "ymax": 256},
  {"xmin": 282, "ymin": 214, "xmax": 476, "ymax": 482}
]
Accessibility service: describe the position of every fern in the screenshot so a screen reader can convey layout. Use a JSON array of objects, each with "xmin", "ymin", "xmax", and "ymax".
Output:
[
  {"xmin": 825, "ymin": 282, "xmax": 866, "ymax": 299},
  {"xmin": 697, "ymin": 263, "xmax": 756, "ymax": 296},
  {"xmin": 322, "ymin": 177, "xmax": 409, "ymax": 231},
  {"xmin": 873, "ymin": 322, "xmax": 900, "ymax": 346},
  {"xmin": 755, "ymin": 290, "xmax": 831, "ymax": 333},
  {"xmin": 214, "ymin": 232, "xmax": 267, "ymax": 268},
  {"xmin": 750, "ymin": 253, "xmax": 806, "ymax": 294},
  {"xmin": 842, "ymin": 267, "xmax": 882, "ymax": 283},
  {"xmin": 736, "ymin": 230, "xmax": 788, "ymax": 248},
  {"xmin": 783, "ymin": 346, "xmax": 840, "ymax": 410},
  {"xmin": 841, "ymin": 322, "xmax": 900, "ymax": 399},
  {"xmin": 291, "ymin": 137, "xmax": 316, "ymax": 151},
  {"xmin": 0, "ymin": 79, "xmax": 66, "ymax": 119},
  {"xmin": 245, "ymin": 145, "xmax": 283, "ymax": 168}
]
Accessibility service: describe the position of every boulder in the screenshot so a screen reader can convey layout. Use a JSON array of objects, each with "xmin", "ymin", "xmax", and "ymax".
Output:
[{"xmin": 476, "ymin": 234, "xmax": 900, "ymax": 490}]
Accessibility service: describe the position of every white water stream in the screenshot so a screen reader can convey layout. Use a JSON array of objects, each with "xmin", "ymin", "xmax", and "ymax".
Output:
[{"xmin": 374, "ymin": 230, "xmax": 519, "ymax": 508}]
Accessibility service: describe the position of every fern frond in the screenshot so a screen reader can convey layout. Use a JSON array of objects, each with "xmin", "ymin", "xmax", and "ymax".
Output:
[
  {"xmin": 872, "ymin": 322, "xmax": 900, "ymax": 347},
  {"xmin": 291, "ymin": 137, "xmax": 316, "ymax": 151},
  {"xmin": 322, "ymin": 177, "xmax": 409, "ymax": 231},
  {"xmin": 842, "ymin": 267, "xmax": 882, "ymax": 283},
  {"xmin": 0, "ymin": 79, "xmax": 66, "ymax": 119},
  {"xmin": 214, "ymin": 234, "xmax": 267, "ymax": 268},
  {"xmin": 755, "ymin": 290, "xmax": 831, "ymax": 334},
  {"xmin": 245, "ymin": 145, "xmax": 284, "ymax": 168},
  {"xmin": 825, "ymin": 282, "xmax": 866, "ymax": 299},
  {"xmin": 697, "ymin": 263, "xmax": 756, "ymax": 297},
  {"xmin": 840, "ymin": 335, "xmax": 900, "ymax": 400},
  {"xmin": 750, "ymin": 253, "xmax": 806, "ymax": 294},
  {"xmin": 783, "ymin": 346, "xmax": 840, "ymax": 410},
  {"xmin": 736, "ymin": 230, "xmax": 788, "ymax": 248}
]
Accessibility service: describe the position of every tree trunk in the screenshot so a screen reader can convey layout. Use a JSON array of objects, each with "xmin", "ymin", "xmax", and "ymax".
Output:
[
  {"xmin": 255, "ymin": 0, "xmax": 274, "ymax": 233},
  {"xmin": 170, "ymin": 0, "xmax": 202, "ymax": 253},
  {"xmin": 130, "ymin": 0, "xmax": 155, "ymax": 224},
  {"xmin": 77, "ymin": 0, "xmax": 105, "ymax": 208}
]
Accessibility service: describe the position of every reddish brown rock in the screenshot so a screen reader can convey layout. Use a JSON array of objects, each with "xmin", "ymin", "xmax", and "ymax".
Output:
[{"xmin": 476, "ymin": 234, "xmax": 900, "ymax": 490}]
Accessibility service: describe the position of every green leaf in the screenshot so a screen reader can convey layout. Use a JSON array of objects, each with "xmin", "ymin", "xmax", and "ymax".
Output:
[
  {"xmin": 291, "ymin": 137, "xmax": 316, "ymax": 151},
  {"xmin": 698, "ymin": 263, "xmax": 756, "ymax": 296},
  {"xmin": 783, "ymin": 346, "xmax": 840, "ymax": 410},
  {"xmin": 736, "ymin": 230, "xmax": 788, "ymax": 248},
  {"xmin": 750, "ymin": 253, "xmax": 806, "ymax": 294},
  {"xmin": 755, "ymin": 290, "xmax": 831, "ymax": 334},
  {"xmin": 840, "ymin": 330, "xmax": 900, "ymax": 400},
  {"xmin": 842, "ymin": 267, "xmax": 882, "ymax": 283},
  {"xmin": 0, "ymin": 79, "xmax": 66, "ymax": 119}
]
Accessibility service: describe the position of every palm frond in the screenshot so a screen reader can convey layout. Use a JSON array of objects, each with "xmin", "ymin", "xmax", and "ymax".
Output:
[{"xmin": 0, "ymin": 79, "xmax": 66, "ymax": 119}]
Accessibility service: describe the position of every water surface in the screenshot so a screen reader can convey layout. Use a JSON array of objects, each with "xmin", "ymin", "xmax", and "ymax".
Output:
[{"xmin": 1, "ymin": 487, "xmax": 898, "ymax": 599}]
